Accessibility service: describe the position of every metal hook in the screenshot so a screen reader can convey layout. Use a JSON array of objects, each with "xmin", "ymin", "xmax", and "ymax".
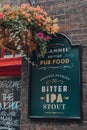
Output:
[{"xmin": 27, "ymin": 0, "xmax": 37, "ymax": 7}]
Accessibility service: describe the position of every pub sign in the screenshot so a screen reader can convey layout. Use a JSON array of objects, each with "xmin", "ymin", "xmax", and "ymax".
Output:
[{"xmin": 29, "ymin": 33, "xmax": 82, "ymax": 119}]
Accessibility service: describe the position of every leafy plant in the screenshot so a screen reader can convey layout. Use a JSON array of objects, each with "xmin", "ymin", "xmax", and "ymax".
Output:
[{"xmin": 0, "ymin": 4, "xmax": 59, "ymax": 57}]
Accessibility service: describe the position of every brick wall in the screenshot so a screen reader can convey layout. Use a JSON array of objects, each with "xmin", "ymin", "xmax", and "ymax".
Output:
[
  {"xmin": 0, "ymin": 0, "xmax": 86, "ymax": 129},
  {"xmin": 21, "ymin": 0, "xmax": 87, "ymax": 130},
  {"xmin": 37, "ymin": 0, "xmax": 87, "ymax": 46},
  {"xmin": 0, "ymin": 0, "xmax": 29, "ymax": 7}
]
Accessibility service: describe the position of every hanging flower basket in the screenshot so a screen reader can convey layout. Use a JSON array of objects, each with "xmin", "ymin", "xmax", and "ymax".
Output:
[{"xmin": 0, "ymin": 4, "xmax": 59, "ymax": 57}]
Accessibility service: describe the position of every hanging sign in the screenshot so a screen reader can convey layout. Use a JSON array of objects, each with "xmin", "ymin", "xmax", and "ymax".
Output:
[{"xmin": 29, "ymin": 33, "xmax": 82, "ymax": 119}]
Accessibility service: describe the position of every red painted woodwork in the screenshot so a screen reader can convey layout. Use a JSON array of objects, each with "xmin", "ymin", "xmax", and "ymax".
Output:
[{"xmin": 0, "ymin": 57, "xmax": 22, "ymax": 76}]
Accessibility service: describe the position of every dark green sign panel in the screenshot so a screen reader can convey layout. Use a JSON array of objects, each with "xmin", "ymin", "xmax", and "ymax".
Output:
[{"xmin": 29, "ymin": 33, "xmax": 82, "ymax": 119}]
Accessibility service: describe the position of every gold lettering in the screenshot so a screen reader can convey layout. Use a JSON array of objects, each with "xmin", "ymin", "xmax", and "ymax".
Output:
[
  {"xmin": 52, "ymin": 59, "xmax": 69, "ymax": 64},
  {"xmin": 57, "ymin": 94, "xmax": 63, "ymax": 103},
  {"xmin": 40, "ymin": 60, "xmax": 51, "ymax": 65},
  {"xmin": 51, "ymin": 94, "xmax": 56, "ymax": 103},
  {"xmin": 46, "ymin": 94, "xmax": 49, "ymax": 103}
]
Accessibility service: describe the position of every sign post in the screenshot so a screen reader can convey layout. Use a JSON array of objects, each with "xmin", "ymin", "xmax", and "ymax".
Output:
[{"xmin": 29, "ymin": 33, "xmax": 82, "ymax": 119}]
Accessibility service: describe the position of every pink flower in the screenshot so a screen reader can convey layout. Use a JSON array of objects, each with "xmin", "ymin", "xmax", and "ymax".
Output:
[
  {"xmin": 37, "ymin": 32, "xmax": 44, "ymax": 39},
  {"xmin": 0, "ymin": 12, "xmax": 4, "ymax": 18},
  {"xmin": 44, "ymin": 35, "xmax": 50, "ymax": 40}
]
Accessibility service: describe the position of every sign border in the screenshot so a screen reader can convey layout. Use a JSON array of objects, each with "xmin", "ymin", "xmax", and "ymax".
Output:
[{"xmin": 28, "ymin": 33, "xmax": 82, "ymax": 120}]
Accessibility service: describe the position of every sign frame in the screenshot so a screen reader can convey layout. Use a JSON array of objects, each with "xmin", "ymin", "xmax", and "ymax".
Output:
[{"xmin": 28, "ymin": 33, "xmax": 82, "ymax": 120}]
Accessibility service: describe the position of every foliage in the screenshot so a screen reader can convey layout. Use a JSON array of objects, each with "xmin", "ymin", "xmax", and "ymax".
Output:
[{"xmin": 0, "ymin": 4, "xmax": 59, "ymax": 57}]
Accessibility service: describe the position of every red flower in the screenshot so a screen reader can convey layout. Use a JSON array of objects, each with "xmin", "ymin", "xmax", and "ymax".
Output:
[
  {"xmin": 0, "ymin": 12, "xmax": 4, "ymax": 18},
  {"xmin": 37, "ymin": 32, "xmax": 44, "ymax": 39},
  {"xmin": 44, "ymin": 35, "xmax": 50, "ymax": 40}
]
